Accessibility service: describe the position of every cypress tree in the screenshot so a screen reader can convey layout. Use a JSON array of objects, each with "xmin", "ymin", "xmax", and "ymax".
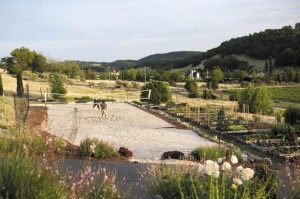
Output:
[
  {"xmin": 0, "ymin": 74, "xmax": 3, "ymax": 96},
  {"xmin": 17, "ymin": 73, "xmax": 24, "ymax": 97}
]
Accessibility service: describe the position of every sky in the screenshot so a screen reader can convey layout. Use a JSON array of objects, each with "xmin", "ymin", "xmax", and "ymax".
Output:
[{"xmin": 0, "ymin": 0, "xmax": 299, "ymax": 62}]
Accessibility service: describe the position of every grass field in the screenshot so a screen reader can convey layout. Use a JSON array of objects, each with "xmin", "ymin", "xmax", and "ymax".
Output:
[{"xmin": 1, "ymin": 72, "xmax": 142, "ymax": 102}]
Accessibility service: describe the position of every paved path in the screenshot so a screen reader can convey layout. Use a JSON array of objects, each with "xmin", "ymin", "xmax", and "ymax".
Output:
[{"xmin": 60, "ymin": 159, "xmax": 151, "ymax": 199}]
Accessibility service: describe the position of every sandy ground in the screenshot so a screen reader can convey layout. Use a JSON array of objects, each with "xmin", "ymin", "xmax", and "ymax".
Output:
[{"xmin": 47, "ymin": 103, "xmax": 216, "ymax": 162}]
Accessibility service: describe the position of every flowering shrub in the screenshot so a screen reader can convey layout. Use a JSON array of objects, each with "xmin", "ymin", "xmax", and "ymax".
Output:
[
  {"xmin": 0, "ymin": 155, "xmax": 66, "ymax": 198},
  {"xmin": 118, "ymin": 146, "xmax": 133, "ymax": 158},
  {"xmin": 147, "ymin": 155, "xmax": 280, "ymax": 199},
  {"xmin": 51, "ymin": 137, "xmax": 69, "ymax": 155},
  {"xmin": 69, "ymin": 165, "xmax": 120, "ymax": 199},
  {"xmin": 0, "ymin": 155, "xmax": 123, "ymax": 199}
]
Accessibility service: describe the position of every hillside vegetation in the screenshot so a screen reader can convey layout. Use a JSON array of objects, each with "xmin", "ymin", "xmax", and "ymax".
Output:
[{"xmin": 133, "ymin": 23, "xmax": 300, "ymax": 70}]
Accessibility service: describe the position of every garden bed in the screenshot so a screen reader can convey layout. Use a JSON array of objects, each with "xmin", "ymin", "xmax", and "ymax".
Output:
[{"xmin": 250, "ymin": 143, "xmax": 276, "ymax": 152}]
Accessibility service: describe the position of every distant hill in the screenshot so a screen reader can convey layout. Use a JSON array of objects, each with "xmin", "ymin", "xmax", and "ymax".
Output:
[
  {"xmin": 76, "ymin": 23, "xmax": 300, "ymax": 72},
  {"xmin": 109, "ymin": 60, "xmax": 137, "ymax": 69},
  {"xmin": 106, "ymin": 51, "xmax": 201, "ymax": 70},
  {"xmin": 137, "ymin": 51, "xmax": 201, "ymax": 63},
  {"xmin": 134, "ymin": 23, "xmax": 300, "ymax": 71}
]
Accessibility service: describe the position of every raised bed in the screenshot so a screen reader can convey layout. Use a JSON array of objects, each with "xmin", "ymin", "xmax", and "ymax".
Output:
[
  {"xmin": 214, "ymin": 129, "xmax": 271, "ymax": 135},
  {"xmin": 237, "ymin": 138, "xmax": 256, "ymax": 144},
  {"xmin": 250, "ymin": 143, "xmax": 276, "ymax": 152}
]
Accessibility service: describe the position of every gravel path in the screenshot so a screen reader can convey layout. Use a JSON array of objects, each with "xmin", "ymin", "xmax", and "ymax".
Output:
[{"xmin": 47, "ymin": 103, "xmax": 216, "ymax": 162}]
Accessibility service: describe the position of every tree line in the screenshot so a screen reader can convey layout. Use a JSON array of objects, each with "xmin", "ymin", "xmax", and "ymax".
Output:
[{"xmin": 1, "ymin": 47, "xmax": 83, "ymax": 79}]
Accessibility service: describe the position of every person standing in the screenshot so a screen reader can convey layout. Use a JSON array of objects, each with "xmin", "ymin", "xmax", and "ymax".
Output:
[
  {"xmin": 100, "ymin": 100, "xmax": 107, "ymax": 118},
  {"xmin": 93, "ymin": 98, "xmax": 100, "ymax": 109}
]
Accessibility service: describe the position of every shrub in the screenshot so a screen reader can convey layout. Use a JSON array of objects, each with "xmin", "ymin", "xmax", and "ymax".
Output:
[
  {"xmin": 190, "ymin": 146, "xmax": 242, "ymax": 162},
  {"xmin": 141, "ymin": 80, "xmax": 172, "ymax": 105},
  {"xmin": 78, "ymin": 138, "xmax": 94, "ymax": 156},
  {"xmin": 70, "ymin": 165, "xmax": 121, "ymax": 199},
  {"xmin": 94, "ymin": 141, "xmax": 118, "ymax": 158},
  {"xmin": 0, "ymin": 155, "xmax": 66, "ymax": 198},
  {"xmin": 272, "ymin": 123, "xmax": 298, "ymax": 141},
  {"xmin": 118, "ymin": 146, "xmax": 133, "ymax": 158},
  {"xmin": 52, "ymin": 138, "xmax": 69, "ymax": 155},
  {"xmin": 161, "ymin": 151, "xmax": 185, "ymax": 160},
  {"xmin": 78, "ymin": 138, "xmax": 119, "ymax": 158}
]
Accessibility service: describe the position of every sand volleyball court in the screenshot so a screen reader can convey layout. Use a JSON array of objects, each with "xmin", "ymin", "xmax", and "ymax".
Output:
[{"xmin": 47, "ymin": 103, "xmax": 216, "ymax": 161}]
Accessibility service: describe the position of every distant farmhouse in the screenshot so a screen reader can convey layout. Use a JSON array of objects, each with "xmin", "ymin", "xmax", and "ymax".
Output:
[{"xmin": 185, "ymin": 69, "xmax": 203, "ymax": 81}]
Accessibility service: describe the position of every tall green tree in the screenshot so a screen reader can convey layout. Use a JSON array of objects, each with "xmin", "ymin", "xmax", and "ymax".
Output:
[
  {"xmin": 184, "ymin": 78, "xmax": 199, "ymax": 98},
  {"xmin": 239, "ymin": 83, "xmax": 255, "ymax": 112},
  {"xmin": 141, "ymin": 80, "xmax": 172, "ymax": 105},
  {"xmin": 16, "ymin": 73, "xmax": 24, "ymax": 97},
  {"xmin": 49, "ymin": 73, "xmax": 67, "ymax": 98},
  {"xmin": 0, "ymin": 74, "xmax": 3, "ymax": 96},
  {"xmin": 251, "ymin": 86, "xmax": 273, "ymax": 114},
  {"xmin": 169, "ymin": 71, "xmax": 185, "ymax": 82},
  {"xmin": 32, "ymin": 52, "xmax": 48, "ymax": 73},
  {"xmin": 10, "ymin": 47, "xmax": 34, "ymax": 74},
  {"xmin": 210, "ymin": 67, "xmax": 224, "ymax": 89},
  {"xmin": 239, "ymin": 84, "xmax": 273, "ymax": 114},
  {"xmin": 84, "ymin": 68, "xmax": 97, "ymax": 79}
]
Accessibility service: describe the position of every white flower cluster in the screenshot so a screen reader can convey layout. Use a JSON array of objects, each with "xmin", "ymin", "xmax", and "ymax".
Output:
[
  {"xmin": 198, "ymin": 160, "xmax": 220, "ymax": 178},
  {"xmin": 197, "ymin": 155, "xmax": 255, "ymax": 185}
]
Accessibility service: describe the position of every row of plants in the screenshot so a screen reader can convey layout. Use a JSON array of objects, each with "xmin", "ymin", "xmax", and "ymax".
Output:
[{"xmin": 0, "ymin": 129, "xmax": 134, "ymax": 160}]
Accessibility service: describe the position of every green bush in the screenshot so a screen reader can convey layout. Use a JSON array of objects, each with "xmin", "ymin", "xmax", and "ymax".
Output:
[
  {"xmin": 52, "ymin": 138, "xmax": 69, "ymax": 155},
  {"xmin": 94, "ymin": 141, "xmax": 118, "ymax": 158},
  {"xmin": 78, "ymin": 138, "xmax": 119, "ymax": 158},
  {"xmin": 190, "ymin": 146, "xmax": 242, "ymax": 162},
  {"xmin": 0, "ymin": 155, "xmax": 66, "ymax": 198},
  {"xmin": 78, "ymin": 137, "xmax": 94, "ymax": 156},
  {"xmin": 141, "ymin": 80, "xmax": 172, "ymax": 105}
]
